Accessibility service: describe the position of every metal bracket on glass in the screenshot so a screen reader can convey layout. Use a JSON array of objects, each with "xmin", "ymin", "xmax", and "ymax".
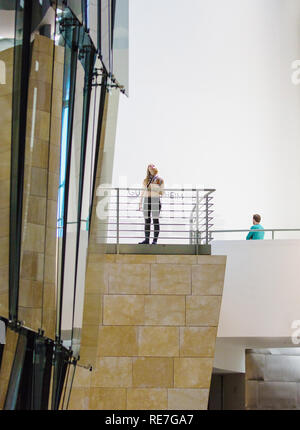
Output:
[
  {"xmin": 91, "ymin": 67, "xmax": 104, "ymax": 87},
  {"xmin": 58, "ymin": 17, "xmax": 80, "ymax": 33},
  {"xmin": 8, "ymin": 319, "xmax": 24, "ymax": 331}
]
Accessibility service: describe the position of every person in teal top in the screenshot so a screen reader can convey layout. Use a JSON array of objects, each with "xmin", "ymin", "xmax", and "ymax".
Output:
[{"xmin": 246, "ymin": 214, "xmax": 265, "ymax": 240}]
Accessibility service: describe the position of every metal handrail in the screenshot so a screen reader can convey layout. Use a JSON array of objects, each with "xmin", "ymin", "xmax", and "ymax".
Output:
[
  {"xmin": 95, "ymin": 187, "xmax": 215, "ymax": 246},
  {"xmin": 210, "ymin": 228, "xmax": 300, "ymax": 240}
]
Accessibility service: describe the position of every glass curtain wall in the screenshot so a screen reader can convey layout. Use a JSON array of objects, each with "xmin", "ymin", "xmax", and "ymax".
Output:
[{"xmin": 0, "ymin": 0, "xmax": 128, "ymax": 409}]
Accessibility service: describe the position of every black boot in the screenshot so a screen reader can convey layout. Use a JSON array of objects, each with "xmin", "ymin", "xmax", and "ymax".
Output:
[
  {"xmin": 153, "ymin": 218, "xmax": 160, "ymax": 245},
  {"xmin": 139, "ymin": 218, "xmax": 150, "ymax": 244}
]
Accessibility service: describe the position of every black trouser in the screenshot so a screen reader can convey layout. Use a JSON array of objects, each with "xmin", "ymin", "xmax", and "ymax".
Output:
[{"xmin": 143, "ymin": 197, "xmax": 161, "ymax": 242}]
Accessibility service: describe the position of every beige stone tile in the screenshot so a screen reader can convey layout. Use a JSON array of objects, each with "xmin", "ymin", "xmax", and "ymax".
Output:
[
  {"xmin": 50, "ymin": 116, "xmax": 61, "ymax": 147},
  {"xmin": 0, "ymin": 96, "xmax": 13, "ymax": 149},
  {"xmin": 46, "ymin": 199, "xmax": 58, "ymax": 229},
  {"xmin": 0, "ymin": 265, "xmax": 8, "ymax": 294},
  {"xmin": 145, "ymin": 295, "xmax": 185, "ymax": 326},
  {"xmin": 138, "ymin": 327, "xmax": 179, "ymax": 357},
  {"xmin": 156, "ymin": 255, "xmax": 197, "ymax": 264},
  {"xmin": 168, "ymin": 388, "xmax": 209, "ymax": 410},
  {"xmin": 103, "ymin": 295, "xmax": 145, "ymax": 326},
  {"xmin": 42, "ymin": 282, "xmax": 56, "ymax": 310},
  {"xmin": 197, "ymin": 255, "xmax": 227, "ymax": 265},
  {"xmin": 115, "ymin": 254, "xmax": 156, "ymax": 264},
  {"xmin": 192, "ymin": 264, "xmax": 225, "ymax": 295},
  {"xmin": 68, "ymin": 387, "xmax": 90, "ymax": 410},
  {"xmin": 0, "ymin": 237, "xmax": 9, "ymax": 268},
  {"xmin": 0, "ymin": 150, "xmax": 10, "ymax": 181},
  {"xmin": 186, "ymin": 296, "xmax": 222, "ymax": 326},
  {"xmin": 54, "ymin": 44, "xmax": 65, "ymax": 64},
  {"xmin": 18, "ymin": 307, "xmax": 42, "ymax": 331},
  {"xmin": 85, "ymin": 262, "xmax": 109, "ymax": 294},
  {"xmin": 47, "ymin": 172, "xmax": 59, "ymax": 201},
  {"xmin": 81, "ymin": 324, "xmax": 99, "ymax": 349},
  {"xmin": 49, "ymin": 142, "xmax": 61, "ymax": 174},
  {"xmin": 0, "ymin": 349, "xmax": 15, "ymax": 385},
  {"xmin": 73, "ymin": 366, "xmax": 92, "ymax": 388},
  {"xmin": 20, "ymin": 251, "xmax": 44, "ymax": 281},
  {"xmin": 30, "ymin": 50, "xmax": 53, "ymax": 84},
  {"xmin": 18, "ymin": 279, "xmax": 43, "ymax": 308},
  {"xmin": 0, "ymin": 376, "xmax": 8, "ymax": 409},
  {"xmin": 174, "ymin": 358, "xmax": 213, "ymax": 388},
  {"xmin": 30, "ymin": 167, "xmax": 48, "ymax": 197},
  {"xmin": 92, "ymin": 357, "xmax": 132, "ymax": 387},
  {"xmin": 27, "ymin": 196, "xmax": 46, "ymax": 225},
  {"xmin": 25, "ymin": 138, "xmax": 49, "ymax": 169},
  {"xmin": 51, "ymin": 89, "xmax": 62, "ymax": 119},
  {"xmin": 109, "ymin": 263, "xmax": 150, "ymax": 294},
  {"xmin": 45, "ymin": 227, "xmax": 56, "ymax": 257},
  {"xmin": 82, "ymin": 294, "xmax": 102, "ymax": 326},
  {"xmin": 34, "ymin": 34, "xmax": 54, "ymax": 56},
  {"xmin": 23, "ymin": 223, "xmax": 45, "ymax": 253},
  {"xmin": 41, "ymin": 308, "xmax": 56, "ymax": 339},
  {"xmin": 0, "ymin": 207, "xmax": 9, "ymax": 238},
  {"xmin": 44, "ymin": 254, "xmax": 55, "ymax": 283},
  {"xmin": 133, "ymin": 357, "xmax": 173, "ymax": 388},
  {"xmin": 151, "ymin": 264, "xmax": 191, "ymax": 295},
  {"xmin": 4, "ymin": 327, "xmax": 19, "ymax": 352},
  {"xmin": 0, "ymin": 293, "xmax": 8, "ymax": 318},
  {"xmin": 79, "ymin": 346, "xmax": 97, "ymax": 368},
  {"xmin": 27, "ymin": 80, "xmax": 52, "ymax": 113},
  {"xmin": 180, "ymin": 327, "xmax": 217, "ymax": 357},
  {"xmin": 28, "ymin": 109, "xmax": 50, "ymax": 141},
  {"xmin": 89, "ymin": 388, "xmax": 126, "ymax": 410},
  {"xmin": 127, "ymin": 388, "xmax": 168, "ymax": 410},
  {"xmin": 53, "ymin": 60, "xmax": 64, "ymax": 91},
  {"xmin": 0, "ymin": 179, "xmax": 10, "ymax": 209},
  {"xmin": 97, "ymin": 326, "xmax": 138, "ymax": 357},
  {"xmin": 88, "ymin": 253, "xmax": 116, "ymax": 264}
]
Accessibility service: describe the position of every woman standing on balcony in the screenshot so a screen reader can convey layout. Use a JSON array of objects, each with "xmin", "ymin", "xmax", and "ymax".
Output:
[{"xmin": 138, "ymin": 164, "xmax": 164, "ymax": 244}]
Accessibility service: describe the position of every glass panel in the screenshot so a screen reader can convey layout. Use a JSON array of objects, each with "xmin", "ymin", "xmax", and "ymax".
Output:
[
  {"xmin": 67, "ymin": 0, "xmax": 83, "ymax": 23},
  {"xmin": 112, "ymin": 0, "xmax": 129, "ymax": 94},
  {"xmin": 31, "ymin": 335, "xmax": 53, "ymax": 410},
  {"xmin": 18, "ymin": 2, "xmax": 56, "ymax": 332},
  {"xmin": 51, "ymin": 342, "xmax": 70, "ymax": 410},
  {"xmin": 0, "ymin": 3, "xmax": 15, "ymax": 320},
  {"xmin": 88, "ymin": 0, "xmax": 97, "ymax": 48},
  {"xmin": 55, "ymin": 7, "xmax": 79, "ymax": 341},
  {"xmin": 4, "ymin": 329, "xmax": 27, "ymax": 410},
  {"xmin": 94, "ymin": 87, "xmax": 120, "ymax": 246},
  {"xmin": 60, "ymin": 57, "xmax": 84, "ymax": 349},
  {"xmin": 100, "ymin": 0, "xmax": 112, "ymax": 74}
]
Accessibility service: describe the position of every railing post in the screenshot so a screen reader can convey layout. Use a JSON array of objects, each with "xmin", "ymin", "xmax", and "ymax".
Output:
[
  {"xmin": 205, "ymin": 194, "xmax": 209, "ymax": 245},
  {"xmin": 196, "ymin": 190, "xmax": 199, "ymax": 254},
  {"xmin": 116, "ymin": 188, "xmax": 120, "ymax": 253},
  {"xmin": 272, "ymin": 230, "xmax": 274, "ymax": 240}
]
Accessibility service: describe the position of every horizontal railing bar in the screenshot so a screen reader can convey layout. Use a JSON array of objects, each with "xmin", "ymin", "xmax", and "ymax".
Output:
[
  {"xmin": 211, "ymin": 228, "xmax": 300, "ymax": 233},
  {"xmin": 96, "ymin": 236, "xmax": 201, "ymax": 239},
  {"xmin": 98, "ymin": 187, "xmax": 216, "ymax": 192},
  {"xmin": 98, "ymin": 230, "xmax": 197, "ymax": 234},
  {"xmin": 96, "ymin": 222, "xmax": 197, "ymax": 226}
]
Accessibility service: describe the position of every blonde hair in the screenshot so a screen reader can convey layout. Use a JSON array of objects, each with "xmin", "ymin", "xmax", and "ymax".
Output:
[{"xmin": 144, "ymin": 164, "xmax": 158, "ymax": 185}]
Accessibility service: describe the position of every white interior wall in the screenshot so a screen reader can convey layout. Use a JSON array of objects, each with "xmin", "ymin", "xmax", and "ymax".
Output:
[{"xmin": 112, "ymin": 0, "xmax": 300, "ymax": 234}]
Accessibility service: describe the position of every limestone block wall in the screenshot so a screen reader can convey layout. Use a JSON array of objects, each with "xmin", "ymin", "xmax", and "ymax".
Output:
[
  {"xmin": 17, "ymin": 35, "xmax": 63, "ymax": 337},
  {"xmin": 0, "ymin": 46, "xmax": 13, "ymax": 319},
  {"xmin": 69, "ymin": 254, "xmax": 226, "ymax": 410},
  {"xmin": 246, "ymin": 349, "xmax": 300, "ymax": 409}
]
